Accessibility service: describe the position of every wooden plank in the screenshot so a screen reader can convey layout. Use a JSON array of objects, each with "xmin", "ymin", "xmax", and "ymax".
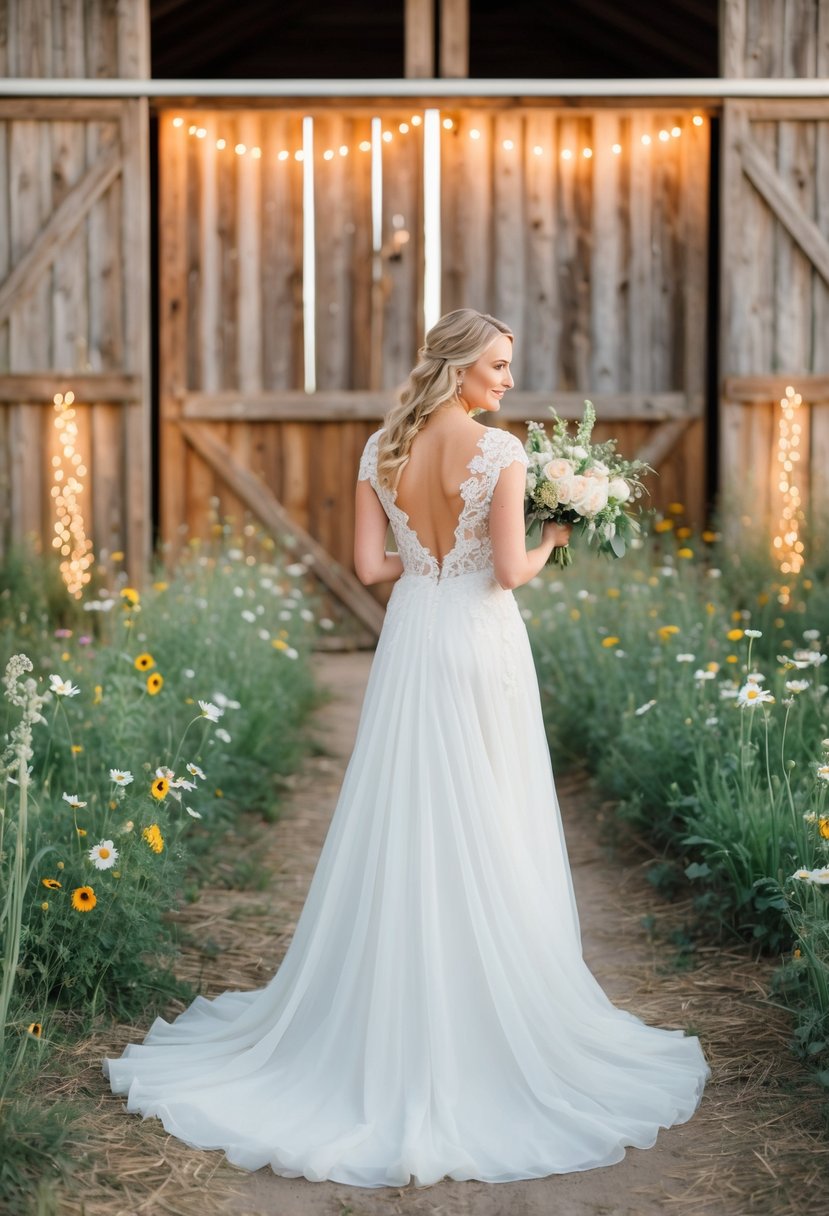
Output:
[
  {"xmin": 405, "ymin": 0, "xmax": 435, "ymax": 78},
  {"xmin": 179, "ymin": 420, "xmax": 386, "ymax": 638},
  {"xmin": 0, "ymin": 100, "xmax": 124, "ymax": 121},
  {"xmin": 380, "ymin": 112, "xmax": 420, "ymax": 389},
  {"xmin": 724, "ymin": 374, "xmax": 829, "ymax": 402},
  {"xmin": 812, "ymin": 5, "xmax": 829, "ymax": 517},
  {"xmin": 197, "ymin": 114, "xmax": 220, "ymax": 392},
  {"xmin": 0, "ymin": 141, "xmax": 121, "ymax": 327},
  {"xmin": 719, "ymin": 0, "xmax": 746, "ymax": 77},
  {"xmin": 589, "ymin": 112, "xmax": 621, "ymax": 393},
  {"xmin": 90, "ymin": 401, "xmax": 123, "ymax": 557},
  {"xmin": 349, "ymin": 114, "xmax": 378, "ymax": 387},
  {"xmin": 120, "ymin": 99, "xmax": 151, "ymax": 578},
  {"xmin": 0, "ymin": 373, "xmax": 141, "ymax": 401},
  {"xmin": 775, "ymin": 115, "xmax": 816, "ymax": 374},
  {"xmin": 181, "ymin": 389, "xmax": 701, "ymax": 422},
  {"xmin": 314, "ymin": 112, "xmax": 351, "ymax": 390},
  {"xmin": 440, "ymin": 108, "xmax": 492, "ymax": 314},
  {"xmin": 634, "ymin": 417, "xmax": 692, "ymax": 467},
  {"xmin": 51, "ymin": 115, "xmax": 88, "ymax": 374},
  {"xmin": 236, "ymin": 112, "xmax": 262, "ymax": 393},
  {"xmin": 86, "ymin": 119, "xmax": 123, "ymax": 372},
  {"xmin": 440, "ymin": 0, "xmax": 469, "ymax": 79},
  {"xmin": 524, "ymin": 110, "xmax": 557, "ymax": 392},
  {"xmin": 117, "ymin": 0, "xmax": 151, "ymax": 79},
  {"xmin": 492, "ymin": 110, "xmax": 525, "ymax": 374},
  {"xmin": 628, "ymin": 111, "xmax": 652, "ymax": 394},
  {"xmin": 738, "ymin": 131, "xmax": 829, "ymax": 287},
  {"xmin": 159, "ymin": 113, "xmax": 190, "ymax": 546},
  {"xmin": 739, "ymin": 101, "xmax": 829, "ymax": 121},
  {"xmin": 681, "ymin": 103, "xmax": 709, "ymax": 405},
  {"xmin": 261, "ymin": 111, "xmax": 304, "ymax": 389}
]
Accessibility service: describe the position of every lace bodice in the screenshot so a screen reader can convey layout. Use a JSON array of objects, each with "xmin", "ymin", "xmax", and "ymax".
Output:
[{"xmin": 358, "ymin": 426, "xmax": 529, "ymax": 580}]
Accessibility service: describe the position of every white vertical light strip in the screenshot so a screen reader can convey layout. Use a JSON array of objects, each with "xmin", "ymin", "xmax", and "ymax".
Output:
[
  {"xmin": 302, "ymin": 115, "xmax": 316, "ymax": 393},
  {"xmin": 423, "ymin": 108, "xmax": 442, "ymax": 332},
  {"xmin": 370, "ymin": 115, "xmax": 383, "ymax": 255}
]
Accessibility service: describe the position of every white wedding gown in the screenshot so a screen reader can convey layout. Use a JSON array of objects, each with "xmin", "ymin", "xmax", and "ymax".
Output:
[{"xmin": 104, "ymin": 425, "xmax": 710, "ymax": 1188}]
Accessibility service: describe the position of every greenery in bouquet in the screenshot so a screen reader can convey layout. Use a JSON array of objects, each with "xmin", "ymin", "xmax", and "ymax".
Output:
[{"xmin": 524, "ymin": 400, "xmax": 651, "ymax": 566}]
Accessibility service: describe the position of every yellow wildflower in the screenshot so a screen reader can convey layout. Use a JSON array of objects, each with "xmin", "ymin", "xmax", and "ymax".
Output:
[
  {"xmin": 146, "ymin": 672, "xmax": 164, "ymax": 696},
  {"xmin": 601, "ymin": 637, "xmax": 620, "ymax": 648},
  {"xmin": 151, "ymin": 777, "xmax": 169, "ymax": 801},
  {"xmin": 668, "ymin": 502, "xmax": 684, "ymax": 515},
  {"xmin": 143, "ymin": 824, "xmax": 164, "ymax": 854},
  {"xmin": 134, "ymin": 652, "xmax": 155, "ymax": 671},
  {"xmin": 71, "ymin": 885, "xmax": 96, "ymax": 912},
  {"xmin": 726, "ymin": 628, "xmax": 744, "ymax": 641},
  {"xmin": 654, "ymin": 519, "xmax": 674, "ymax": 533},
  {"xmin": 677, "ymin": 548, "xmax": 693, "ymax": 559},
  {"xmin": 120, "ymin": 587, "xmax": 140, "ymax": 607}
]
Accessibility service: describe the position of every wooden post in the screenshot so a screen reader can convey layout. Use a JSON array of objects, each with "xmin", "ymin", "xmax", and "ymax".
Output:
[
  {"xmin": 440, "ymin": 0, "xmax": 469, "ymax": 79},
  {"xmin": 405, "ymin": 0, "xmax": 435, "ymax": 78}
]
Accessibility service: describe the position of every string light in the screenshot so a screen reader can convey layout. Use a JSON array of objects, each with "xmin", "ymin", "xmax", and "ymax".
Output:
[
  {"xmin": 773, "ymin": 385, "xmax": 805, "ymax": 578},
  {"xmin": 170, "ymin": 114, "xmax": 703, "ymax": 164},
  {"xmin": 50, "ymin": 392, "xmax": 94, "ymax": 598}
]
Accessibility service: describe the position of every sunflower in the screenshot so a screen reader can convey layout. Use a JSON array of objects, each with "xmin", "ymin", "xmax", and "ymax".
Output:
[
  {"xmin": 71, "ymin": 886, "xmax": 97, "ymax": 912},
  {"xmin": 143, "ymin": 824, "xmax": 164, "ymax": 854},
  {"xmin": 151, "ymin": 776, "xmax": 169, "ymax": 801},
  {"xmin": 146, "ymin": 672, "xmax": 164, "ymax": 696},
  {"xmin": 27, "ymin": 1022, "xmax": 43, "ymax": 1038},
  {"xmin": 134, "ymin": 652, "xmax": 155, "ymax": 672},
  {"xmin": 41, "ymin": 878, "xmax": 62, "ymax": 890}
]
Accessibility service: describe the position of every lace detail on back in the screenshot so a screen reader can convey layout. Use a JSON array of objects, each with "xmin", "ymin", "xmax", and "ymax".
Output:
[{"xmin": 358, "ymin": 427, "xmax": 528, "ymax": 580}]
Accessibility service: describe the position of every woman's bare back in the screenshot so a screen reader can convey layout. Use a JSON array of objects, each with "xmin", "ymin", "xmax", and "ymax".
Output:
[{"xmin": 393, "ymin": 416, "xmax": 489, "ymax": 566}]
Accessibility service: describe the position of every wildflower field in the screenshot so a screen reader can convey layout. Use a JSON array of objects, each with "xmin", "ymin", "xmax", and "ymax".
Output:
[
  {"xmin": 0, "ymin": 532, "xmax": 326, "ymax": 1212},
  {"xmin": 519, "ymin": 506, "xmax": 829, "ymax": 1089}
]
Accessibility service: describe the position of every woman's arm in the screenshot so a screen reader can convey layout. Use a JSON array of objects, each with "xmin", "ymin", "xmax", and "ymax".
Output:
[
  {"xmin": 489, "ymin": 461, "xmax": 571, "ymax": 590},
  {"xmin": 354, "ymin": 479, "xmax": 405, "ymax": 586}
]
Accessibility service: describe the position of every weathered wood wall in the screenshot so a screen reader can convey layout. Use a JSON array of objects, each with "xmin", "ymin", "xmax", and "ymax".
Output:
[
  {"xmin": 720, "ymin": 0, "xmax": 829, "ymax": 530},
  {"xmin": 0, "ymin": 1, "xmax": 151, "ymax": 581},
  {"xmin": 161, "ymin": 104, "xmax": 710, "ymax": 592}
]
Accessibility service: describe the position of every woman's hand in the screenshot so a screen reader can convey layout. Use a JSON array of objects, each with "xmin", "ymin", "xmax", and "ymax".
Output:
[{"xmin": 542, "ymin": 520, "xmax": 572, "ymax": 549}]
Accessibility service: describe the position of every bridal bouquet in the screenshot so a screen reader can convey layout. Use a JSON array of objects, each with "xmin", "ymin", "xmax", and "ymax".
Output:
[{"xmin": 524, "ymin": 401, "xmax": 650, "ymax": 567}]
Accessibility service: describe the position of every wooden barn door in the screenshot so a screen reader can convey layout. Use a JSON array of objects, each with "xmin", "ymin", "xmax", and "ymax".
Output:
[{"xmin": 720, "ymin": 99, "xmax": 829, "ymax": 530}]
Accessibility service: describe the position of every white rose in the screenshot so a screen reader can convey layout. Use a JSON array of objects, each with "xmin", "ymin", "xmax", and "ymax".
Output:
[
  {"xmin": 569, "ymin": 475, "xmax": 608, "ymax": 518},
  {"xmin": 570, "ymin": 445, "xmax": 588, "ymax": 460},
  {"xmin": 608, "ymin": 477, "xmax": 630, "ymax": 503},
  {"xmin": 587, "ymin": 460, "xmax": 610, "ymax": 476},
  {"xmin": 543, "ymin": 457, "xmax": 574, "ymax": 481}
]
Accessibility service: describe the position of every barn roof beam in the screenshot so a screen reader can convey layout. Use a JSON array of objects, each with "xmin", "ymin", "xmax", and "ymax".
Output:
[{"xmin": 0, "ymin": 77, "xmax": 826, "ymax": 99}]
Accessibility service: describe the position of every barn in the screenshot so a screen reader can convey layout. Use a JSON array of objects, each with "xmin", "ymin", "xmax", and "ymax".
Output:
[{"xmin": 0, "ymin": 0, "xmax": 827, "ymax": 641}]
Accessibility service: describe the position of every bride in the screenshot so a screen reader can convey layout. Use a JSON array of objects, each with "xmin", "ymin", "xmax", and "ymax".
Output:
[{"xmin": 104, "ymin": 308, "xmax": 710, "ymax": 1188}]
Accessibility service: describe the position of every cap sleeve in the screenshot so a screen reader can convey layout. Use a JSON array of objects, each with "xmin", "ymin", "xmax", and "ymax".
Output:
[
  {"xmin": 486, "ymin": 428, "xmax": 529, "ymax": 474},
  {"xmin": 357, "ymin": 429, "xmax": 382, "ymax": 486}
]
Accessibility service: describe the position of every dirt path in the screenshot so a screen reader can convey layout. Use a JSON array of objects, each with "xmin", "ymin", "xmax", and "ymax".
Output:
[{"xmin": 90, "ymin": 651, "xmax": 828, "ymax": 1216}]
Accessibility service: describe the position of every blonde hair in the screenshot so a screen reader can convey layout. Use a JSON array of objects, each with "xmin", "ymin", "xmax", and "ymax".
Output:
[{"xmin": 376, "ymin": 308, "xmax": 513, "ymax": 491}]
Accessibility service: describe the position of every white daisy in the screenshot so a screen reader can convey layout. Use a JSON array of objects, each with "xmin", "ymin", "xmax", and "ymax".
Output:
[
  {"xmin": 89, "ymin": 840, "xmax": 119, "ymax": 870},
  {"xmin": 49, "ymin": 674, "xmax": 80, "ymax": 697},
  {"xmin": 793, "ymin": 867, "xmax": 829, "ymax": 885},
  {"xmin": 737, "ymin": 683, "xmax": 775, "ymax": 708},
  {"xmin": 186, "ymin": 806, "xmax": 203, "ymax": 819},
  {"xmin": 109, "ymin": 769, "xmax": 134, "ymax": 786},
  {"xmin": 186, "ymin": 762, "xmax": 206, "ymax": 781},
  {"xmin": 62, "ymin": 792, "xmax": 87, "ymax": 809},
  {"xmin": 744, "ymin": 628, "xmax": 763, "ymax": 639},
  {"xmin": 198, "ymin": 700, "xmax": 224, "ymax": 722},
  {"xmin": 785, "ymin": 680, "xmax": 810, "ymax": 694},
  {"xmin": 634, "ymin": 700, "xmax": 657, "ymax": 716}
]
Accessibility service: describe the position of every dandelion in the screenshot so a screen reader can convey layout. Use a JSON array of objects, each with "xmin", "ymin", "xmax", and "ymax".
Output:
[
  {"xmin": 151, "ymin": 776, "xmax": 169, "ymax": 801},
  {"xmin": 143, "ymin": 824, "xmax": 164, "ymax": 853},
  {"xmin": 71, "ymin": 885, "xmax": 97, "ymax": 912},
  {"xmin": 745, "ymin": 628, "xmax": 763, "ymax": 639},
  {"xmin": 146, "ymin": 672, "xmax": 164, "ymax": 695},
  {"xmin": 88, "ymin": 840, "xmax": 119, "ymax": 870},
  {"xmin": 109, "ymin": 769, "xmax": 134, "ymax": 786},
  {"xmin": 737, "ymin": 684, "xmax": 775, "ymax": 708},
  {"xmin": 657, "ymin": 625, "xmax": 680, "ymax": 641},
  {"xmin": 677, "ymin": 548, "xmax": 694, "ymax": 559},
  {"xmin": 62, "ymin": 792, "xmax": 87, "ymax": 810},
  {"xmin": 41, "ymin": 878, "xmax": 62, "ymax": 890},
  {"xmin": 785, "ymin": 680, "xmax": 810, "ymax": 694},
  {"xmin": 654, "ymin": 519, "xmax": 674, "ymax": 533},
  {"xmin": 49, "ymin": 674, "xmax": 80, "ymax": 697},
  {"xmin": 134, "ymin": 652, "xmax": 155, "ymax": 671},
  {"xmin": 725, "ymin": 655, "xmax": 738, "ymax": 664},
  {"xmin": 186, "ymin": 762, "xmax": 205, "ymax": 781},
  {"xmin": 601, "ymin": 637, "xmax": 620, "ymax": 648},
  {"xmin": 726, "ymin": 628, "xmax": 744, "ymax": 642},
  {"xmin": 198, "ymin": 700, "xmax": 223, "ymax": 722},
  {"xmin": 635, "ymin": 700, "xmax": 657, "ymax": 716},
  {"xmin": 701, "ymin": 530, "xmax": 718, "ymax": 543},
  {"xmin": 272, "ymin": 638, "xmax": 288, "ymax": 651}
]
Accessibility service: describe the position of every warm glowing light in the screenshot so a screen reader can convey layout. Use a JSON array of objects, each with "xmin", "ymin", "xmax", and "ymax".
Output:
[
  {"xmin": 658, "ymin": 130, "xmax": 670, "ymax": 141},
  {"xmin": 51, "ymin": 392, "xmax": 94, "ymax": 597},
  {"xmin": 612, "ymin": 143, "xmax": 622, "ymax": 154},
  {"xmin": 692, "ymin": 114, "xmax": 703, "ymax": 126},
  {"xmin": 641, "ymin": 134, "xmax": 652, "ymax": 146},
  {"xmin": 188, "ymin": 124, "xmax": 197, "ymax": 135},
  {"xmin": 561, "ymin": 148, "xmax": 572, "ymax": 160},
  {"xmin": 773, "ymin": 385, "xmax": 805, "ymax": 577},
  {"xmin": 582, "ymin": 147, "xmax": 592, "ymax": 158},
  {"xmin": 442, "ymin": 118, "xmax": 454, "ymax": 130},
  {"xmin": 502, "ymin": 139, "xmax": 514, "ymax": 150},
  {"xmin": 251, "ymin": 146, "xmax": 261, "ymax": 158},
  {"xmin": 235, "ymin": 143, "xmax": 246, "ymax": 155},
  {"xmin": 339, "ymin": 145, "xmax": 348, "ymax": 155},
  {"xmin": 532, "ymin": 145, "xmax": 543, "ymax": 155},
  {"xmin": 411, "ymin": 115, "xmax": 422, "ymax": 126},
  {"xmin": 278, "ymin": 149, "xmax": 289, "ymax": 160},
  {"xmin": 382, "ymin": 130, "xmax": 393, "ymax": 143},
  {"xmin": 323, "ymin": 149, "xmax": 334, "ymax": 160},
  {"xmin": 172, "ymin": 117, "xmax": 184, "ymax": 128},
  {"xmin": 671, "ymin": 126, "xmax": 681, "ymax": 137},
  {"xmin": 195, "ymin": 128, "xmax": 206, "ymax": 139},
  {"xmin": 216, "ymin": 138, "xmax": 226, "ymax": 149},
  {"xmin": 469, "ymin": 128, "xmax": 481, "ymax": 140},
  {"xmin": 295, "ymin": 149, "xmax": 304, "ymax": 161},
  {"xmin": 359, "ymin": 140, "xmax": 371, "ymax": 151},
  {"xmin": 398, "ymin": 122, "xmax": 409, "ymax": 134}
]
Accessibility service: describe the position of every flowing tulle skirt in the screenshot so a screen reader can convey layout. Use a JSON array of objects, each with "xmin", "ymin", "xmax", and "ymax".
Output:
[{"xmin": 103, "ymin": 568, "xmax": 710, "ymax": 1187}]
